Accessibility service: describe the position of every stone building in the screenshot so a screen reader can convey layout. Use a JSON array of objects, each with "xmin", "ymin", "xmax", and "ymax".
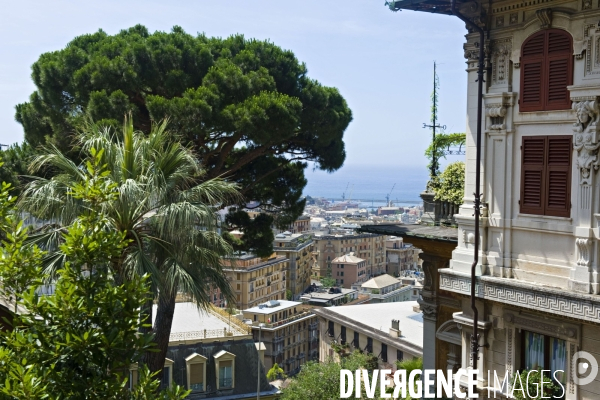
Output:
[
  {"xmin": 385, "ymin": 236, "xmax": 421, "ymax": 276},
  {"xmin": 273, "ymin": 232, "xmax": 314, "ymax": 299},
  {"xmin": 312, "ymin": 301, "xmax": 423, "ymax": 369},
  {"xmin": 384, "ymin": 0, "xmax": 600, "ymax": 397},
  {"xmin": 216, "ymin": 253, "xmax": 288, "ymax": 310},
  {"xmin": 312, "ymin": 233, "xmax": 386, "ymax": 279},
  {"xmin": 242, "ymin": 300, "xmax": 318, "ymax": 375},
  {"xmin": 355, "ymin": 274, "xmax": 421, "ymax": 303}
]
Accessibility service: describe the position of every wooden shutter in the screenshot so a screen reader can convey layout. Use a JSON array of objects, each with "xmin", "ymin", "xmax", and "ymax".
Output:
[
  {"xmin": 520, "ymin": 32, "xmax": 545, "ymax": 112},
  {"xmin": 520, "ymin": 29, "xmax": 573, "ymax": 112},
  {"xmin": 545, "ymin": 136, "xmax": 571, "ymax": 217},
  {"xmin": 545, "ymin": 31, "xmax": 573, "ymax": 110},
  {"xmin": 520, "ymin": 136, "xmax": 546, "ymax": 215},
  {"xmin": 189, "ymin": 363, "xmax": 204, "ymax": 385}
]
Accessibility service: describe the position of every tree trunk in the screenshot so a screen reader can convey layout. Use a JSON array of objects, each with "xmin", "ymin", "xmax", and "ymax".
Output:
[{"xmin": 143, "ymin": 288, "xmax": 177, "ymax": 376}]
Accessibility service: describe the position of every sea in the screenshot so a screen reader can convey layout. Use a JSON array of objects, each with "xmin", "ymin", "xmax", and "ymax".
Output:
[{"xmin": 302, "ymin": 164, "xmax": 428, "ymax": 209}]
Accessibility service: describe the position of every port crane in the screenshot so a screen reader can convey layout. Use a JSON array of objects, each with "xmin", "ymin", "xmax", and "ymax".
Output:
[
  {"xmin": 386, "ymin": 184, "xmax": 396, "ymax": 207},
  {"xmin": 341, "ymin": 182, "xmax": 349, "ymax": 201}
]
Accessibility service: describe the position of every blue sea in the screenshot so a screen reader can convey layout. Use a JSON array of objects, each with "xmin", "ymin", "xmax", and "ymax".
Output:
[{"xmin": 303, "ymin": 164, "xmax": 428, "ymax": 208}]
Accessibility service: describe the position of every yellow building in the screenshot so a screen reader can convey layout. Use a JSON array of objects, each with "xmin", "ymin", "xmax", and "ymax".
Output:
[
  {"xmin": 243, "ymin": 300, "xmax": 318, "ymax": 376},
  {"xmin": 219, "ymin": 253, "xmax": 288, "ymax": 311},
  {"xmin": 273, "ymin": 232, "xmax": 314, "ymax": 299},
  {"xmin": 313, "ymin": 233, "xmax": 386, "ymax": 279}
]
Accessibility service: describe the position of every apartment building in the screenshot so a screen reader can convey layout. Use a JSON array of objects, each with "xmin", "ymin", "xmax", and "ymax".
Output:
[
  {"xmin": 312, "ymin": 301, "xmax": 423, "ymax": 369},
  {"xmin": 243, "ymin": 300, "xmax": 318, "ymax": 375},
  {"xmin": 385, "ymin": 1, "xmax": 600, "ymax": 397},
  {"xmin": 313, "ymin": 233, "xmax": 386, "ymax": 279},
  {"xmin": 216, "ymin": 254, "xmax": 288, "ymax": 310},
  {"xmin": 331, "ymin": 253, "xmax": 367, "ymax": 289},
  {"xmin": 385, "ymin": 236, "xmax": 421, "ymax": 276},
  {"xmin": 142, "ymin": 303, "xmax": 279, "ymax": 399},
  {"xmin": 273, "ymin": 232, "xmax": 314, "ymax": 299}
]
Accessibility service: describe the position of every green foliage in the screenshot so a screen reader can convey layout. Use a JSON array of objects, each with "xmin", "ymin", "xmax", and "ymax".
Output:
[
  {"xmin": 511, "ymin": 370, "xmax": 563, "ymax": 400},
  {"xmin": 225, "ymin": 211, "xmax": 274, "ymax": 257},
  {"xmin": 266, "ymin": 363, "xmax": 286, "ymax": 382},
  {"xmin": 0, "ymin": 155, "xmax": 189, "ymax": 399},
  {"xmin": 16, "ymin": 25, "xmax": 352, "ymax": 255},
  {"xmin": 0, "ymin": 143, "xmax": 35, "ymax": 195},
  {"xmin": 425, "ymin": 133, "xmax": 466, "ymax": 178},
  {"xmin": 286, "ymin": 290, "xmax": 293, "ymax": 301},
  {"xmin": 428, "ymin": 161, "xmax": 465, "ymax": 205},
  {"xmin": 320, "ymin": 276, "xmax": 336, "ymax": 288},
  {"xmin": 394, "ymin": 357, "xmax": 423, "ymax": 400},
  {"xmin": 280, "ymin": 350, "xmax": 381, "ymax": 400},
  {"xmin": 18, "ymin": 116, "xmax": 241, "ymax": 375}
]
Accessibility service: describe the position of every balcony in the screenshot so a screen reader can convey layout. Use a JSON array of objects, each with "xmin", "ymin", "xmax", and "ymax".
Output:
[
  {"xmin": 219, "ymin": 377, "xmax": 233, "ymax": 388},
  {"xmin": 190, "ymin": 383, "xmax": 204, "ymax": 391},
  {"xmin": 249, "ymin": 311, "xmax": 313, "ymax": 329}
]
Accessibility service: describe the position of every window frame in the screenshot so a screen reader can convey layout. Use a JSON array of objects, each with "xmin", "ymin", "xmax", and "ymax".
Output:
[
  {"xmin": 185, "ymin": 353, "xmax": 208, "ymax": 392},
  {"xmin": 214, "ymin": 350, "xmax": 236, "ymax": 390},
  {"xmin": 519, "ymin": 29, "xmax": 573, "ymax": 112}
]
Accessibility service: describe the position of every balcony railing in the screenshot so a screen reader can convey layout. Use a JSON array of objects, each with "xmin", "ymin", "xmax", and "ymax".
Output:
[
  {"xmin": 249, "ymin": 311, "xmax": 313, "ymax": 329},
  {"xmin": 219, "ymin": 378, "xmax": 233, "ymax": 388},
  {"xmin": 190, "ymin": 383, "xmax": 204, "ymax": 391}
]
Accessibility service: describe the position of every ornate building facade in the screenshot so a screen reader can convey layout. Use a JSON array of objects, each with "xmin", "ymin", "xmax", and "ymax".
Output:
[{"xmin": 387, "ymin": 0, "xmax": 600, "ymax": 397}]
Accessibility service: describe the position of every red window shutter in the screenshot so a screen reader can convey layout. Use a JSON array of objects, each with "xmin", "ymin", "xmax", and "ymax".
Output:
[
  {"xmin": 520, "ymin": 136, "xmax": 546, "ymax": 215},
  {"xmin": 545, "ymin": 31, "xmax": 573, "ymax": 110},
  {"xmin": 520, "ymin": 29, "xmax": 573, "ymax": 112},
  {"xmin": 544, "ymin": 136, "xmax": 571, "ymax": 217}
]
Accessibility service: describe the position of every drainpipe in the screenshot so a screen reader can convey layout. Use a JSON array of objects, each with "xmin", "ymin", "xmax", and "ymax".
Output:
[{"xmin": 451, "ymin": 0, "xmax": 484, "ymax": 372}]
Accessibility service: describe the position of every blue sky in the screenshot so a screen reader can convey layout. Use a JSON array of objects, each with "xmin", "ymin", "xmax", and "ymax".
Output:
[{"xmin": 0, "ymin": 0, "xmax": 467, "ymax": 171}]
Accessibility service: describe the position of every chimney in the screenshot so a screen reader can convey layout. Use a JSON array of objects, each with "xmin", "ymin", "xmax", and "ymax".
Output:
[{"xmin": 389, "ymin": 319, "xmax": 401, "ymax": 338}]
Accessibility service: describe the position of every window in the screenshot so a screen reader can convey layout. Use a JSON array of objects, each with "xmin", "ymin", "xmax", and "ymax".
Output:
[
  {"xmin": 354, "ymin": 331, "xmax": 360, "ymax": 348},
  {"xmin": 397, "ymin": 350, "xmax": 404, "ymax": 362},
  {"xmin": 520, "ymin": 136, "xmax": 572, "ymax": 217},
  {"xmin": 162, "ymin": 358, "xmax": 174, "ymax": 388},
  {"xmin": 128, "ymin": 364, "xmax": 139, "ymax": 390},
  {"xmin": 366, "ymin": 337, "xmax": 373, "ymax": 354},
  {"xmin": 214, "ymin": 350, "xmax": 236, "ymax": 389},
  {"xmin": 520, "ymin": 29, "xmax": 573, "ymax": 112},
  {"xmin": 521, "ymin": 330, "xmax": 567, "ymax": 384},
  {"xmin": 381, "ymin": 343, "xmax": 388, "ymax": 363},
  {"xmin": 341, "ymin": 326, "xmax": 347, "ymax": 345},
  {"xmin": 328, "ymin": 321, "xmax": 334, "ymax": 337},
  {"xmin": 185, "ymin": 353, "xmax": 207, "ymax": 392}
]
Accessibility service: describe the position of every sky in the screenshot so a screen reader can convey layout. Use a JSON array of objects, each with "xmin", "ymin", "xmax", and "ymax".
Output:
[{"xmin": 0, "ymin": 0, "xmax": 467, "ymax": 174}]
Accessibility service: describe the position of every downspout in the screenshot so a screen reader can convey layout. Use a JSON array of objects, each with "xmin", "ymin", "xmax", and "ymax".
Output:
[{"xmin": 451, "ymin": 0, "xmax": 484, "ymax": 371}]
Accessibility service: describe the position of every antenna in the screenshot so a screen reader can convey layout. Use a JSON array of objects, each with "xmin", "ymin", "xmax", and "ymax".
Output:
[{"xmin": 342, "ymin": 182, "xmax": 349, "ymax": 201}]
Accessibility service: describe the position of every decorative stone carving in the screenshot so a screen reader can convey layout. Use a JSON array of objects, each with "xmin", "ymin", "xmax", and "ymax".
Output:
[
  {"xmin": 576, "ymin": 237, "xmax": 592, "ymax": 267},
  {"xmin": 496, "ymin": 16, "xmax": 504, "ymax": 28},
  {"xmin": 570, "ymin": 343, "xmax": 576, "ymax": 394},
  {"xmin": 439, "ymin": 270, "xmax": 600, "ymax": 324},
  {"xmin": 506, "ymin": 328, "xmax": 513, "ymax": 378},
  {"xmin": 583, "ymin": 24, "xmax": 600, "ymax": 78},
  {"xmin": 421, "ymin": 304, "xmax": 437, "ymax": 318},
  {"xmin": 536, "ymin": 8, "xmax": 552, "ymax": 29},
  {"xmin": 583, "ymin": 0, "xmax": 592, "ymax": 10},
  {"xmin": 572, "ymin": 99, "xmax": 600, "ymax": 185},
  {"xmin": 486, "ymin": 103, "xmax": 507, "ymax": 130},
  {"xmin": 505, "ymin": 313, "xmax": 578, "ymax": 339},
  {"xmin": 490, "ymin": 38, "xmax": 512, "ymax": 87},
  {"xmin": 509, "ymin": 13, "xmax": 518, "ymax": 25}
]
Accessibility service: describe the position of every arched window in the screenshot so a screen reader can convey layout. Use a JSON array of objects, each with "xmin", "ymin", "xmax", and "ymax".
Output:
[{"xmin": 520, "ymin": 29, "xmax": 573, "ymax": 112}]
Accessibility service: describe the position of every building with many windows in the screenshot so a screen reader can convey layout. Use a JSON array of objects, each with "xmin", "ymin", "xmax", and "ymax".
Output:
[
  {"xmin": 273, "ymin": 232, "xmax": 314, "ymax": 299},
  {"xmin": 385, "ymin": 236, "xmax": 421, "ymax": 276},
  {"xmin": 354, "ymin": 274, "xmax": 421, "ymax": 303},
  {"xmin": 383, "ymin": 0, "xmax": 600, "ymax": 397},
  {"xmin": 140, "ymin": 302, "xmax": 279, "ymax": 399},
  {"xmin": 313, "ymin": 233, "xmax": 386, "ymax": 279},
  {"xmin": 215, "ymin": 253, "xmax": 288, "ymax": 310},
  {"xmin": 242, "ymin": 300, "xmax": 318, "ymax": 376},
  {"xmin": 330, "ymin": 253, "xmax": 367, "ymax": 289},
  {"xmin": 312, "ymin": 301, "xmax": 423, "ymax": 369}
]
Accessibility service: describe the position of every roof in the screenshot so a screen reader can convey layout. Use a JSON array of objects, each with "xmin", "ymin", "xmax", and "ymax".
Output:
[
  {"xmin": 358, "ymin": 223, "xmax": 458, "ymax": 243},
  {"xmin": 332, "ymin": 254, "xmax": 364, "ymax": 263},
  {"xmin": 301, "ymin": 288, "xmax": 357, "ymax": 300},
  {"xmin": 314, "ymin": 301, "xmax": 423, "ymax": 350},
  {"xmin": 361, "ymin": 274, "xmax": 401, "ymax": 289},
  {"xmin": 386, "ymin": 0, "xmax": 455, "ymax": 15},
  {"xmin": 243, "ymin": 300, "xmax": 301, "ymax": 314},
  {"xmin": 153, "ymin": 302, "xmax": 248, "ymax": 339}
]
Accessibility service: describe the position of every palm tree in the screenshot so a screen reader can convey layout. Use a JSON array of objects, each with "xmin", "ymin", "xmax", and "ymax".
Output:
[{"xmin": 19, "ymin": 116, "xmax": 242, "ymax": 374}]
